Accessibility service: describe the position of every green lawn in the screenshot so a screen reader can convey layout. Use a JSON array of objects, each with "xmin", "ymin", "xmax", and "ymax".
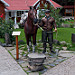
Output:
[
  {"xmin": 15, "ymin": 28, "xmax": 75, "ymax": 43},
  {"xmin": 14, "ymin": 29, "xmax": 26, "ymax": 42},
  {"xmin": 0, "ymin": 38, "xmax": 4, "ymax": 43},
  {"xmin": 53, "ymin": 28, "xmax": 75, "ymax": 43},
  {"xmin": 0, "ymin": 28, "xmax": 75, "ymax": 43}
]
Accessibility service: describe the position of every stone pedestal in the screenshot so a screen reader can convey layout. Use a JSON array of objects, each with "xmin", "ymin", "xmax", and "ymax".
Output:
[{"xmin": 28, "ymin": 53, "xmax": 46, "ymax": 72}]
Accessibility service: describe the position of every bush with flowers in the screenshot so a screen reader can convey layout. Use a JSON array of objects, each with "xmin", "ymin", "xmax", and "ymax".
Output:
[
  {"xmin": 0, "ymin": 14, "xmax": 3, "ymax": 25},
  {"xmin": 69, "ymin": 21, "xmax": 74, "ymax": 28},
  {"xmin": 0, "ymin": 14, "xmax": 15, "ymax": 43}
]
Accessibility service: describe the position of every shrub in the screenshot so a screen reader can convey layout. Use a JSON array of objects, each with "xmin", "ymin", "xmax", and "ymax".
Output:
[
  {"xmin": 0, "ymin": 19, "xmax": 15, "ymax": 43},
  {"xmin": 70, "ymin": 22, "xmax": 74, "ymax": 28},
  {"xmin": 0, "ymin": 17, "xmax": 2, "ymax": 25},
  {"xmin": 70, "ymin": 24, "xmax": 74, "ymax": 28},
  {"xmin": 18, "ymin": 22, "xmax": 24, "ymax": 29}
]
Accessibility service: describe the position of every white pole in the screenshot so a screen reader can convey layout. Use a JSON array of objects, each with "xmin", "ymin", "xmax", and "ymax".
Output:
[
  {"xmin": 14, "ymin": 11, "xmax": 19, "ymax": 29},
  {"xmin": 14, "ymin": 11, "xmax": 17, "ymax": 25},
  {"xmin": 5, "ymin": 9, "xmax": 9, "ymax": 21}
]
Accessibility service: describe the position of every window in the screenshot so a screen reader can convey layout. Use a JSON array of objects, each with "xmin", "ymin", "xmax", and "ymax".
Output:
[
  {"xmin": 9, "ymin": 12, "xmax": 11, "ymax": 17},
  {"xmin": 17, "ymin": 11, "xmax": 24, "ymax": 17}
]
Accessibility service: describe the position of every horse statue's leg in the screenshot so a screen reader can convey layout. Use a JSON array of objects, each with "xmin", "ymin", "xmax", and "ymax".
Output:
[
  {"xmin": 25, "ymin": 34, "xmax": 30, "ymax": 52},
  {"xmin": 32, "ymin": 45, "xmax": 36, "ymax": 53},
  {"xmin": 29, "ymin": 37, "xmax": 32, "ymax": 47},
  {"xmin": 32, "ymin": 34, "xmax": 36, "ymax": 53},
  {"xmin": 27, "ymin": 45, "xmax": 30, "ymax": 52}
]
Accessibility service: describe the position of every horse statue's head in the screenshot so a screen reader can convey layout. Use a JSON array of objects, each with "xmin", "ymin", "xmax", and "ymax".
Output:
[
  {"xmin": 20, "ymin": 6, "xmax": 39, "ymax": 27},
  {"xmin": 28, "ymin": 6, "xmax": 39, "ymax": 24}
]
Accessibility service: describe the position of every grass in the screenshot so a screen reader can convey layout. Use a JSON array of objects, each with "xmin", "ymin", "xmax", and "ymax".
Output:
[
  {"xmin": 14, "ymin": 28, "xmax": 42, "ymax": 43},
  {"xmin": 15, "ymin": 28, "xmax": 75, "ymax": 43},
  {"xmin": 14, "ymin": 28, "xmax": 26, "ymax": 42},
  {"xmin": 53, "ymin": 28, "xmax": 75, "ymax": 43},
  {"xmin": 0, "ymin": 28, "xmax": 75, "ymax": 44},
  {"xmin": 67, "ymin": 44, "xmax": 75, "ymax": 51},
  {"xmin": 0, "ymin": 38, "xmax": 4, "ymax": 43}
]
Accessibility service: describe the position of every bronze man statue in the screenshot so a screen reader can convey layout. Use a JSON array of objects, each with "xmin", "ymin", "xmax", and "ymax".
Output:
[{"xmin": 39, "ymin": 10, "xmax": 57, "ymax": 54}]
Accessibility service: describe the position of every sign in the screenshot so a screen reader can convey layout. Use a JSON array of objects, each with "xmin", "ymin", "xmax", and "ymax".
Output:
[
  {"xmin": 12, "ymin": 31, "xmax": 21, "ymax": 36},
  {"xmin": 12, "ymin": 31, "xmax": 21, "ymax": 60}
]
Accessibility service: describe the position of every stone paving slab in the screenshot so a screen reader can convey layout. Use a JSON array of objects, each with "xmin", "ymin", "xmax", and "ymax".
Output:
[
  {"xmin": 42, "ymin": 55, "xmax": 75, "ymax": 75},
  {"xmin": 0, "ymin": 46, "xmax": 27, "ymax": 75}
]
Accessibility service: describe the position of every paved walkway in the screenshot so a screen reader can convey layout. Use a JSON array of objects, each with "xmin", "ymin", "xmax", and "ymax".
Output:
[
  {"xmin": 43, "ymin": 55, "xmax": 75, "ymax": 75},
  {"xmin": 0, "ymin": 46, "xmax": 27, "ymax": 75},
  {"xmin": 1, "ymin": 44, "xmax": 75, "ymax": 75}
]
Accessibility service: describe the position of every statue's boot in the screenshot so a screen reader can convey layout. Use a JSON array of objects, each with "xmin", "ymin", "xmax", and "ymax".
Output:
[
  {"xmin": 42, "ymin": 47, "xmax": 46, "ymax": 54},
  {"xmin": 50, "ymin": 47, "xmax": 56, "ymax": 54},
  {"xmin": 42, "ymin": 43, "xmax": 46, "ymax": 54}
]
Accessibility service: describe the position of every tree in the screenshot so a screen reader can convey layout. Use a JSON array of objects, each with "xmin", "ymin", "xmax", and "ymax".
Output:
[
  {"xmin": 38, "ymin": 4, "xmax": 62, "ymax": 27},
  {"xmin": 53, "ymin": 0, "xmax": 74, "ymax": 6}
]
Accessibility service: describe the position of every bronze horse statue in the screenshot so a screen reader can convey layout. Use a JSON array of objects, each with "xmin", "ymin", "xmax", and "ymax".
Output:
[{"xmin": 24, "ymin": 7, "xmax": 38, "ymax": 52}]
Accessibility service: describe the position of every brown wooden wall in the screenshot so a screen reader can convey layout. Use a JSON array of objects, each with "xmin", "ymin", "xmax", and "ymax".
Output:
[{"xmin": 0, "ymin": 1, "xmax": 5, "ymax": 19}]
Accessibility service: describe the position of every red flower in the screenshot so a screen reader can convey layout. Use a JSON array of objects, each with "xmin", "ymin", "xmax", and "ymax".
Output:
[
  {"xmin": 70, "ymin": 22, "xmax": 73, "ymax": 24},
  {"xmin": 0, "ymin": 13, "xmax": 3, "ymax": 18},
  {"xmin": 69, "ymin": 21, "xmax": 74, "ymax": 24}
]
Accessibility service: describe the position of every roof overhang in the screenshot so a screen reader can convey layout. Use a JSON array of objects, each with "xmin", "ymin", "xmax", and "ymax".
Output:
[
  {"xmin": 33, "ymin": 0, "xmax": 40, "ymax": 6},
  {"xmin": 47, "ymin": 0, "xmax": 62, "ymax": 9},
  {"xmin": 5, "ymin": 9, "xmax": 29, "ymax": 12},
  {"xmin": 55, "ymin": 7, "xmax": 63, "ymax": 9},
  {"xmin": 0, "ymin": 0, "xmax": 9, "ymax": 7}
]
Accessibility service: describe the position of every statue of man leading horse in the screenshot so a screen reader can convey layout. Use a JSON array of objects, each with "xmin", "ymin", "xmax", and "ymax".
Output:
[{"xmin": 20, "ymin": 6, "xmax": 57, "ymax": 54}]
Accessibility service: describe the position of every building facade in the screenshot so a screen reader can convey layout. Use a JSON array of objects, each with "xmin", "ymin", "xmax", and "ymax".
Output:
[
  {"xmin": 0, "ymin": 0, "xmax": 62, "ymax": 25},
  {"xmin": 0, "ymin": 1, "xmax": 5, "ymax": 19}
]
